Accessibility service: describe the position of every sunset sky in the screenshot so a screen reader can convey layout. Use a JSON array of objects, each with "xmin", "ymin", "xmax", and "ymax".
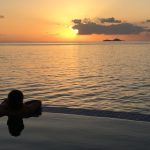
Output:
[{"xmin": 0, "ymin": 0, "xmax": 150, "ymax": 42}]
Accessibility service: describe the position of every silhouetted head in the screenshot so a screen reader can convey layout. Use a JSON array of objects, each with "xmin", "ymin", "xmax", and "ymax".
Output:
[{"xmin": 8, "ymin": 90, "xmax": 24, "ymax": 111}]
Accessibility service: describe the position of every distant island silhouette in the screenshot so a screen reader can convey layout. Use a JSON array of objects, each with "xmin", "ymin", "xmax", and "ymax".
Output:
[{"xmin": 103, "ymin": 38, "xmax": 124, "ymax": 42}]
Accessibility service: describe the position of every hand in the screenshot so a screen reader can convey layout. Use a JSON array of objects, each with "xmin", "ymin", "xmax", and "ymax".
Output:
[{"xmin": 1, "ymin": 98, "xmax": 9, "ymax": 106}]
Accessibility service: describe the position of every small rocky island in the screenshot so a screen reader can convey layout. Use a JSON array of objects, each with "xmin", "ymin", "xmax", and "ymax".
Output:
[{"xmin": 103, "ymin": 38, "xmax": 124, "ymax": 42}]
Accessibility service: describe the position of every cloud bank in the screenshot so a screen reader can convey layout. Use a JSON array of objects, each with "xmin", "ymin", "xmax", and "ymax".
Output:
[
  {"xmin": 72, "ymin": 18, "xmax": 150, "ymax": 35},
  {"xmin": 99, "ymin": 17, "xmax": 121, "ymax": 24}
]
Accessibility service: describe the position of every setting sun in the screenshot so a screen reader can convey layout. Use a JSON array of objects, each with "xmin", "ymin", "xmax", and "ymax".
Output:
[{"xmin": 59, "ymin": 26, "xmax": 78, "ymax": 40}]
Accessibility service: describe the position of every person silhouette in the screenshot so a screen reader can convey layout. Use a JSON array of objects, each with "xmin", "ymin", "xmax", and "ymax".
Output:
[{"xmin": 0, "ymin": 89, "xmax": 42, "ymax": 137}]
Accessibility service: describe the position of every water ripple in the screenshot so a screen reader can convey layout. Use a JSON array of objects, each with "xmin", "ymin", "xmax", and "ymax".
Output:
[{"xmin": 0, "ymin": 43, "xmax": 150, "ymax": 115}]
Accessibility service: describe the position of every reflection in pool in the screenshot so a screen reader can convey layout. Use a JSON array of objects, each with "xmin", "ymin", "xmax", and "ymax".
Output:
[{"xmin": 1, "ymin": 104, "xmax": 42, "ymax": 137}]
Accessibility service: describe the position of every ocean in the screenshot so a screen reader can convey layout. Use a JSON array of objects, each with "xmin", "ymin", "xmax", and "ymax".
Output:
[{"xmin": 0, "ymin": 41, "xmax": 150, "ymax": 115}]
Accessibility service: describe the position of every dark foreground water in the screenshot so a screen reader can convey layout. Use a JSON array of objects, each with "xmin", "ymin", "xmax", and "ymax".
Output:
[
  {"xmin": 0, "ymin": 42, "xmax": 150, "ymax": 116},
  {"xmin": 1, "ymin": 112, "xmax": 150, "ymax": 149}
]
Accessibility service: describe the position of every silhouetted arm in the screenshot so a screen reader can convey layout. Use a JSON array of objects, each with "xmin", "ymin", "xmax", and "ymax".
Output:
[
  {"xmin": 23, "ymin": 100, "xmax": 42, "ymax": 118},
  {"xmin": 0, "ymin": 99, "xmax": 9, "ymax": 117},
  {"xmin": 1, "ymin": 98, "xmax": 8, "ymax": 105}
]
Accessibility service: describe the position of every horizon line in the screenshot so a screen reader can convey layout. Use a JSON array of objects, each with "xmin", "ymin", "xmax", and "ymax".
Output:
[{"xmin": 0, "ymin": 40, "xmax": 150, "ymax": 43}]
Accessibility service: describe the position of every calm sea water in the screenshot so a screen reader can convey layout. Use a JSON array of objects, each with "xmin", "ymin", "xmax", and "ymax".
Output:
[{"xmin": 0, "ymin": 42, "xmax": 150, "ymax": 114}]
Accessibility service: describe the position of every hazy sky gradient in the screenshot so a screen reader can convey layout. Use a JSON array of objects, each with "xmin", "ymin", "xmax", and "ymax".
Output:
[{"xmin": 0, "ymin": 0, "xmax": 150, "ymax": 42}]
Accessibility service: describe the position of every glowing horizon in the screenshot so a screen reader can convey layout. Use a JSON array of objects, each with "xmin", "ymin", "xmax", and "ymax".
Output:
[{"xmin": 0, "ymin": 0, "xmax": 150, "ymax": 42}]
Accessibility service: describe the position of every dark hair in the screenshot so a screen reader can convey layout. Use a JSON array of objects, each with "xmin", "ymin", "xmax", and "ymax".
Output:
[{"xmin": 8, "ymin": 90, "xmax": 24, "ymax": 111}]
